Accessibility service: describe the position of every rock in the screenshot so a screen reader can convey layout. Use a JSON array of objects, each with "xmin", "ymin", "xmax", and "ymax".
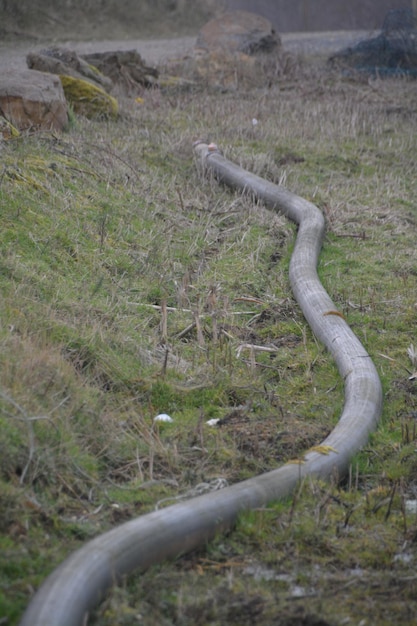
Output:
[
  {"xmin": 192, "ymin": 48, "xmax": 257, "ymax": 89},
  {"xmin": 187, "ymin": 10, "xmax": 285, "ymax": 89},
  {"xmin": 81, "ymin": 50, "xmax": 159, "ymax": 95},
  {"xmin": 27, "ymin": 46, "xmax": 119, "ymax": 118},
  {"xmin": 329, "ymin": 32, "xmax": 417, "ymax": 77},
  {"xmin": 195, "ymin": 10, "xmax": 280, "ymax": 55},
  {"xmin": 382, "ymin": 8, "xmax": 416, "ymax": 33},
  {"xmin": 0, "ymin": 69, "xmax": 68, "ymax": 132},
  {"xmin": 59, "ymin": 75, "xmax": 118, "ymax": 119},
  {"xmin": 27, "ymin": 46, "xmax": 159, "ymax": 97},
  {"xmin": 329, "ymin": 9, "xmax": 417, "ymax": 77},
  {"xmin": 27, "ymin": 47, "xmax": 113, "ymax": 92}
]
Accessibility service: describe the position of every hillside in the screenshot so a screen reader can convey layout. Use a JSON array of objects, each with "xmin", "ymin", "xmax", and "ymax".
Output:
[
  {"xmin": 0, "ymin": 0, "xmax": 218, "ymax": 41},
  {"xmin": 1, "ymin": 25, "xmax": 417, "ymax": 626}
]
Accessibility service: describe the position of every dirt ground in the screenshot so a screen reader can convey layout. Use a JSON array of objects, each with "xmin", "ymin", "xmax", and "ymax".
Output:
[{"xmin": 0, "ymin": 30, "xmax": 375, "ymax": 72}]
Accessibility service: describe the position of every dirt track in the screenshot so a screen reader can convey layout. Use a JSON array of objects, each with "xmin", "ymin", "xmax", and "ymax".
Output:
[{"xmin": 0, "ymin": 30, "xmax": 374, "ymax": 71}]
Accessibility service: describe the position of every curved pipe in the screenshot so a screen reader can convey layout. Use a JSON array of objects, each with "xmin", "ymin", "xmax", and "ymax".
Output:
[{"xmin": 19, "ymin": 143, "xmax": 382, "ymax": 626}]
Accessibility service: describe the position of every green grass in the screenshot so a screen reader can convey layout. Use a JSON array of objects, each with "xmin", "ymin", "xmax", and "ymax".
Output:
[{"xmin": 1, "ymin": 51, "xmax": 417, "ymax": 626}]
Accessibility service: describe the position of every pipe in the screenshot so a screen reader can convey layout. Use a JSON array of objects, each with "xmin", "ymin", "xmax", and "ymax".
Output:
[{"xmin": 19, "ymin": 143, "xmax": 382, "ymax": 626}]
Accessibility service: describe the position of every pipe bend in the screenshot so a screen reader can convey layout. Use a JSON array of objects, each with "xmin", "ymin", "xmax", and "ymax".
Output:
[{"xmin": 19, "ymin": 143, "xmax": 382, "ymax": 626}]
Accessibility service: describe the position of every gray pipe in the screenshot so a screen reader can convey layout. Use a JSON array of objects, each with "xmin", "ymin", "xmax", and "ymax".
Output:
[{"xmin": 19, "ymin": 143, "xmax": 382, "ymax": 626}]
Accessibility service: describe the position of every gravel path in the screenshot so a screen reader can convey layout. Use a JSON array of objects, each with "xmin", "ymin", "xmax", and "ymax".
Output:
[{"xmin": 0, "ymin": 30, "xmax": 374, "ymax": 72}]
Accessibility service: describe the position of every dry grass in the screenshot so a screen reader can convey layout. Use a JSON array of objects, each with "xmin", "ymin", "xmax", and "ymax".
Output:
[
  {"xmin": 0, "ymin": 0, "xmax": 219, "ymax": 40},
  {"xmin": 1, "ymin": 47, "xmax": 417, "ymax": 626}
]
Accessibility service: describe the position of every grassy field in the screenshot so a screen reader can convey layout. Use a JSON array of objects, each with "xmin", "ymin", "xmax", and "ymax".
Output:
[
  {"xmin": 0, "ymin": 0, "xmax": 218, "ymax": 40},
  {"xmin": 1, "ymin": 44, "xmax": 417, "ymax": 626}
]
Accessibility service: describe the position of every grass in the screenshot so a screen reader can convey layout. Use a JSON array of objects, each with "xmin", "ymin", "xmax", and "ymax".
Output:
[
  {"xmin": 1, "ymin": 44, "xmax": 417, "ymax": 626},
  {"xmin": 0, "ymin": 0, "xmax": 218, "ymax": 40}
]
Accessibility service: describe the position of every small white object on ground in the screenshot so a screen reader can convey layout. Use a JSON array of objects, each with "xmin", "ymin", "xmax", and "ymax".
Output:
[
  {"xmin": 206, "ymin": 418, "xmax": 220, "ymax": 426},
  {"xmin": 154, "ymin": 413, "xmax": 173, "ymax": 423},
  {"xmin": 405, "ymin": 499, "xmax": 417, "ymax": 514}
]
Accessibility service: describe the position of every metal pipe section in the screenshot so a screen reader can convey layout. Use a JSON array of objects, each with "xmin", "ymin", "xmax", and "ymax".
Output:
[{"xmin": 19, "ymin": 143, "xmax": 382, "ymax": 626}]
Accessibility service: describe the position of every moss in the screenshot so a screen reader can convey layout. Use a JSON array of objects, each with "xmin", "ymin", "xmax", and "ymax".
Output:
[{"xmin": 59, "ymin": 75, "xmax": 118, "ymax": 119}]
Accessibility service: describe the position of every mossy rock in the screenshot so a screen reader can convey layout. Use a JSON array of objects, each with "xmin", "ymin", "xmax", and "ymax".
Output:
[{"xmin": 59, "ymin": 75, "xmax": 118, "ymax": 119}]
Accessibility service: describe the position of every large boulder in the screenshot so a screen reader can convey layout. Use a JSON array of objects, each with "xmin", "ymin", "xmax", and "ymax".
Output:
[
  {"xmin": 186, "ymin": 10, "xmax": 284, "ymax": 89},
  {"xmin": 27, "ymin": 46, "xmax": 159, "ymax": 97},
  {"xmin": 26, "ymin": 47, "xmax": 119, "ymax": 119},
  {"xmin": 192, "ymin": 49, "xmax": 257, "ymax": 89},
  {"xmin": 195, "ymin": 10, "xmax": 280, "ymax": 55},
  {"xmin": 329, "ymin": 8, "xmax": 417, "ymax": 76},
  {"xmin": 81, "ymin": 50, "xmax": 159, "ymax": 95},
  {"xmin": 0, "ymin": 69, "xmax": 68, "ymax": 132},
  {"xmin": 27, "ymin": 47, "xmax": 113, "ymax": 92}
]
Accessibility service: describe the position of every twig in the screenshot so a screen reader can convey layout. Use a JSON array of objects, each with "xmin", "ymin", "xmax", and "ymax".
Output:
[
  {"xmin": 175, "ymin": 321, "xmax": 196, "ymax": 340},
  {"xmin": 21, "ymin": 421, "xmax": 35, "ymax": 485},
  {"xmin": 176, "ymin": 185, "xmax": 185, "ymax": 211},
  {"xmin": 236, "ymin": 343, "xmax": 279, "ymax": 358},
  {"xmin": 128, "ymin": 302, "xmax": 255, "ymax": 316},
  {"xmin": 148, "ymin": 447, "xmax": 154, "ymax": 481},
  {"xmin": 194, "ymin": 311, "xmax": 205, "ymax": 347},
  {"xmin": 9, "ymin": 415, "xmax": 50, "ymax": 422},
  {"xmin": 384, "ymin": 482, "xmax": 397, "ymax": 522},
  {"xmin": 136, "ymin": 447, "xmax": 143, "ymax": 482},
  {"xmin": 161, "ymin": 346, "xmax": 169, "ymax": 378},
  {"xmin": 233, "ymin": 296, "xmax": 267, "ymax": 305},
  {"xmin": 334, "ymin": 231, "xmax": 367, "ymax": 239},
  {"xmin": 160, "ymin": 299, "xmax": 168, "ymax": 343},
  {"xmin": 134, "ymin": 303, "xmax": 193, "ymax": 313},
  {"xmin": 0, "ymin": 390, "xmax": 36, "ymax": 484}
]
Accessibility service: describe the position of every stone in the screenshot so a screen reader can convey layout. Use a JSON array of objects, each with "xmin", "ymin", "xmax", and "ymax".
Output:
[
  {"xmin": 27, "ymin": 47, "xmax": 119, "ymax": 118},
  {"xmin": 81, "ymin": 50, "xmax": 159, "ymax": 95},
  {"xmin": 0, "ymin": 69, "xmax": 68, "ymax": 132},
  {"xmin": 188, "ymin": 10, "xmax": 284, "ymax": 89},
  {"xmin": 59, "ymin": 75, "xmax": 118, "ymax": 119},
  {"xmin": 27, "ymin": 46, "xmax": 159, "ymax": 97},
  {"xmin": 329, "ymin": 8, "xmax": 417, "ymax": 77},
  {"xmin": 192, "ymin": 49, "xmax": 257, "ymax": 89},
  {"xmin": 27, "ymin": 47, "xmax": 113, "ymax": 92},
  {"xmin": 195, "ymin": 10, "xmax": 280, "ymax": 55},
  {"xmin": 179, "ymin": 9, "xmax": 294, "ymax": 90}
]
